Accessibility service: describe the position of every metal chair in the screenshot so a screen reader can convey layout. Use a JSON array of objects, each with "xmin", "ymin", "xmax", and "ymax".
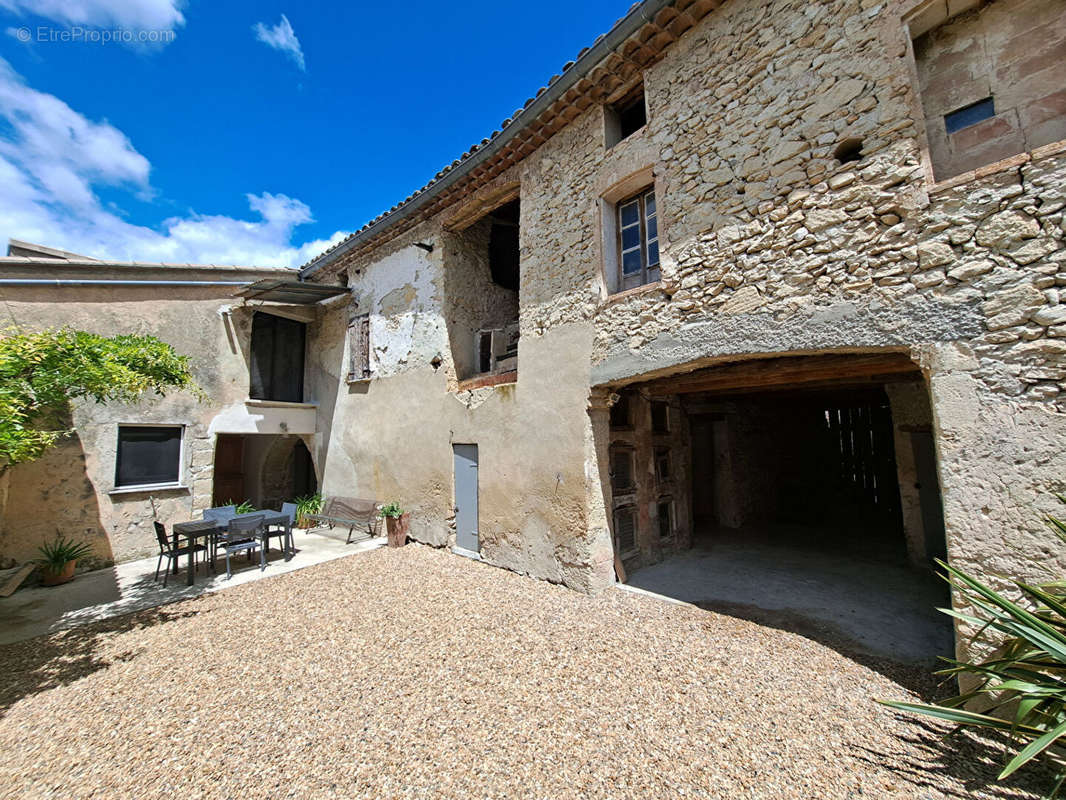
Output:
[
  {"xmin": 219, "ymin": 514, "xmax": 267, "ymax": 579},
  {"xmin": 203, "ymin": 506, "xmax": 236, "ymax": 562},
  {"xmin": 153, "ymin": 522, "xmax": 208, "ymax": 588},
  {"xmin": 264, "ymin": 502, "xmax": 297, "ymax": 560}
]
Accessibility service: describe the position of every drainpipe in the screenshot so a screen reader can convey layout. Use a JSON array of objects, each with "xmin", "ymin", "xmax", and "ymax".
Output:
[
  {"xmin": 299, "ymin": 0, "xmax": 675, "ymax": 279},
  {"xmin": 0, "ymin": 279, "xmax": 251, "ymax": 287}
]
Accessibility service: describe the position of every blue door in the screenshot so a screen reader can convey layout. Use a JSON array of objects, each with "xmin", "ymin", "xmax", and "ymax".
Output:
[{"xmin": 453, "ymin": 444, "xmax": 479, "ymax": 554}]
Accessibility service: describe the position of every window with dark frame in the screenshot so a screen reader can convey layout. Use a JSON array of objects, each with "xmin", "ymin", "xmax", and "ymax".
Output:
[
  {"xmin": 617, "ymin": 188, "xmax": 660, "ymax": 292},
  {"xmin": 250, "ymin": 312, "xmax": 306, "ymax": 402},
  {"xmin": 944, "ymin": 96, "xmax": 995, "ymax": 134},
  {"xmin": 115, "ymin": 425, "xmax": 182, "ymax": 488}
]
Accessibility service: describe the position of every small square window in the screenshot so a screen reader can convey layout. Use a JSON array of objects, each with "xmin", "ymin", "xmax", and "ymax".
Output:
[
  {"xmin": 115, "ymin": 426, "xmax": 182, "ymax": 488},
  {"xmin": 605, "ymin": 85, "xmax": 647, "ymax": 148},
  {"xmin": 944, "ymin": 97, "xmax": 995, "ymax": 134},
  {"xmin": 610, "ymin": 393, "xmax": 632, "ymax": 429}
]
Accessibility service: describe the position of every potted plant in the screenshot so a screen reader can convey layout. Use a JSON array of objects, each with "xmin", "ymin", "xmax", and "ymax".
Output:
[
  {"xmin": 381, "ymin": 501, "xmax": 410, "ymax": 548},
  {"xmin": 37, "ymin": 536, "xmax": 94, "ymax": 586},
  {"xmin": 293, "ymin": 493, "xmax": 323, "ymax": 528}
]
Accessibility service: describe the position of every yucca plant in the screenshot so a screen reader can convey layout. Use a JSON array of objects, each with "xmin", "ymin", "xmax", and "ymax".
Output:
[
  {"xmin": 881, "ymin": 499, "xmax": 1066, "ymax": 796},
  {"xmin": 36, "ymin": 535, "xmax": 94, "ymax": 570}
]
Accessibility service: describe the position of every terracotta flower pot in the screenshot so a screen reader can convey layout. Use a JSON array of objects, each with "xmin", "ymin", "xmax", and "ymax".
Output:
[
  {"xmin": 385, "ymin": 513, "xmax": 410, "ymax": 548},
  {"xmin": 40, "ymin": 559, "xmax": 77, "ymax": 586}
]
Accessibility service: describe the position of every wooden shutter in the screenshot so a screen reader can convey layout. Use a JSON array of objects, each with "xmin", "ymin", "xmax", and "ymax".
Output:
[
  {"xmin": 613, "ymin": 506, "xmax": 637, "ymax": 555},
  {"xmin": 348, "ymin": 314, "xmax": 371, "ymax": 381}
]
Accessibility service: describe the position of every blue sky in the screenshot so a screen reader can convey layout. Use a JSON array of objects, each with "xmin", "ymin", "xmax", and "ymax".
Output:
[{"xmin": 0, "ymin": 0, "xmax": 631, "ymax": 266}]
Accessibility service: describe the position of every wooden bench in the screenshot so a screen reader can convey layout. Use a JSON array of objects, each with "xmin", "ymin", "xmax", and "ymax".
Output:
[{"xmin": 304, "ymin": 497, "xmax": 382, "ymax": 543}]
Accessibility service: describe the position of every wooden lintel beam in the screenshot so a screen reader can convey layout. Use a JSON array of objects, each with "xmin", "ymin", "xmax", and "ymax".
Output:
[{"xmin": 642, "ymin": 354, "xmax": 921, "ymax": 396}]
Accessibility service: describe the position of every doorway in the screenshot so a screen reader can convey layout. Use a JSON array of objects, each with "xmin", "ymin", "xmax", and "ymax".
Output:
[{"xmin": 453, "ymin": 444, "xmax": 479, "ymax": 554}]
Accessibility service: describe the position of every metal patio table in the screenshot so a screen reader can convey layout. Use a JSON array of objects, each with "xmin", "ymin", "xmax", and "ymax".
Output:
[
  {"xmin": 209, "ymin": 510, "xmax": 293, "ymax": 562},
  {"xmin": 171, "ymin": 520, "xmax": 221, "ymax": 587},
  {"xmin": 172, "ymin": 511, "xmax": 292, "ymax": 586}
]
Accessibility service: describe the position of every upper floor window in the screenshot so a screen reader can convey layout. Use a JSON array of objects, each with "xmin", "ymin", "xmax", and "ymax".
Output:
[
  {"xmin": 115, "ymin": 425, "xmax": 183, "ymax": 488},
  {"xmin": 910, "ymin": 0, "xmax": 1066, "ymax": 182},
  {"xmin": 605, "ymin": 84, "xmax": 647, "ymax": 148},
  {"xmin": 617, "ymin": 188, "xmax": 660, "ymax": 291},
  {"xmin": 250, "ymin": 312, "xmax": 306, "ymax": 403}
]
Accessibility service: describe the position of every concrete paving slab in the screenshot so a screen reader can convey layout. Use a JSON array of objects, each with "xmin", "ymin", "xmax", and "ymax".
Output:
[
  {"xmin": 0, "ymin": 528, "xmax": 384, "ymax": 645},
  {"xmin": 621, "ymin": 537, "xmax": 954, "ymax": 664}
]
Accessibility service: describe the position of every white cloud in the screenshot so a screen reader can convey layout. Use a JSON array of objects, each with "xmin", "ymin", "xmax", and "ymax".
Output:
[
  {"xmin": 0, "ymin": 59, "xmax": 347, "ymax": 267},
  {"xmin": 0, "ymin": 0, "xmax": 185, "ymax": 33},
  {"xmin": 252, "ymin": 14, "xmax": 305, "ymax": 71}
]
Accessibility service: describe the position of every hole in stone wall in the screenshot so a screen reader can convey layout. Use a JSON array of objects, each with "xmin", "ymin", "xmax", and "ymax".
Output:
[{"xmin": 834, "ymin": 137, "xmax": 864, "ymax": 164}]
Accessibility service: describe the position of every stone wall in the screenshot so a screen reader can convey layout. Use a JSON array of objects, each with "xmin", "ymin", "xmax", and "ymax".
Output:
[{"xmin": 308, "ymin": 0, "xmax": 1066, "ymax": 605}]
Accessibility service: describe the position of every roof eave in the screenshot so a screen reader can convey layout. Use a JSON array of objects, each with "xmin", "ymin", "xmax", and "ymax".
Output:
[{"xmin": 299, "ymin": 0, "xmax": 674, "ymax": 280}]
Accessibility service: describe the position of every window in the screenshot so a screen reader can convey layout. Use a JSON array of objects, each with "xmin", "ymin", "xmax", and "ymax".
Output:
[
  {"xmin": 613, "ymin": 505, "xmax": 637, "ymax": 556},
  {"xmin": 610, "ymin": 392, "xmax": 632, "ymax": 429},
  {"xmin": 610, "ymin": 446, "xmax": 635, "ymax": 493},
  {"xmin": 605, "ymin": 85, "xmax": 647, "ymax": 147},
  {"xmin": 651, "ymin": 400, "xmax": 669, "ymax": 434},
  {"xmin": 657, "ymin": 499, "xmax": 674, "ymax": 539},
  {"xmin": 115, "ymin": 425, "xmax": 182, "ymax": 488},
  {"xmin": 347, "ymin": 314, "xmax": 371, "ymax": 382},
  {"xmin": 944, "ymin": 97, "xmax": 995, "ymax": 134},
  {"xmin": 250, "ymin": 312, "xmax": 306, "ymax": 402},
  {"xmin": 654, "ymin": 447, "xmax": 671, "ymax": 484},
  {"xmin": 617, "ymin": 188, "xmax": 660, "ymax": 291},
  {"xmin": 910, "ymin": 0, "xmax": 1066, "ymax": 181}
]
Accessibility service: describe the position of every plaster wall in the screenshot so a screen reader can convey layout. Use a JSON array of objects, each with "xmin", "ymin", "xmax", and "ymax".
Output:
[
  {"xmin": 307, "ymin": 0, "xmax": 1066, "ymax": 603},
  {"xmin": 0, "ymin": 278, "xmax": 299, "ymax": 566}
]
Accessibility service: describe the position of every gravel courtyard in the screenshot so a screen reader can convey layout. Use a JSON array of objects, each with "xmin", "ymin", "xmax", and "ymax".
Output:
[{"xmin": 0, "ymin": 544, "xmax": 1051, "ymax": 799}]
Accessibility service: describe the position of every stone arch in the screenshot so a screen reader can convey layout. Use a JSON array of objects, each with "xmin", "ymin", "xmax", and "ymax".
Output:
[{"xmin": 257, "ymin": 435, "xmax": 317, "ymax": 509}]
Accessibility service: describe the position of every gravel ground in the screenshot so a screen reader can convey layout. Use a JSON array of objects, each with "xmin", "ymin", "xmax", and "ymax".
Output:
[{"xmin": 0, "ymin": 544, "xmax": 1054, "ymax": 799}]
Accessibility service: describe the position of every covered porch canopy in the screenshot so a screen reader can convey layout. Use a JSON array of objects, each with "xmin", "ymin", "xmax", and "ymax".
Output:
[{"xmin": 235, "ymin": 279, "xmax": 350, "ymax": 305}]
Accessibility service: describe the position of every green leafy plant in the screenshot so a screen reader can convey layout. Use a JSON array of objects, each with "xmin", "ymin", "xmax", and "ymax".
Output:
[
  {"xmin": 293, "ymin": 493, "xmax": 322, "ymax": 527},
  {"xmin": 36, "ymin": 535, "xmax": 94, "ymax": 570},
  {"xmin": 881, "ymin": 497, "xmax": 1066, "ymax": 796},
  {"xmin": 380, "ymin": 501, "xmax": 405, "ymax": 519},
  {"xmin": 0, "ymin": 327, "xmax": 199, "ymax": 473},
  {"xmin": 223, "ymin": 499, "xmax": 256, "ymax": 514}
]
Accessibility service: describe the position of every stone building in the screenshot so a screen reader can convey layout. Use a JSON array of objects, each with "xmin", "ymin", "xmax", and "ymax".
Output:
[
  {"xmin": 0, "ymin": 242, "xmax": 343, "ymax": 567},
  {"xmin": 2, "ymin": 0, "xmax": 1064, "ymax": 657},
  {"xmin": 296, "ymin": 0, "xmax": 1066, "ymax": 615}
]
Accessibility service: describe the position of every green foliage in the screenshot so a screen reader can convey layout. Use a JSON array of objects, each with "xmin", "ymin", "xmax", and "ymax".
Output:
[
  {"xmin": 223, "ymin": 499, "xmax": 256, "ymax": 514},
  {"xmin": 881, "ymin": 497, "xmax": 1066, "ymax": 796},
  {"xmin": 36, "ymin": 535, "xmax": 94, "ymax": 569},
  {"xmin": 293, "ymin": 493, "xmax": 322, "ymax": 516},
  {"xmin": 380, "ymin": 501, "xmax": 404, "ymax": 519},
  {"xmin": 0, "ymin": 327, "xmax": 199, "ymax": 469}
]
